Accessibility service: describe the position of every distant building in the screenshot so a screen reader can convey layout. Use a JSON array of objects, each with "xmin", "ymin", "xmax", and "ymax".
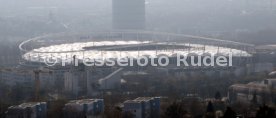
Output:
[
  {"xmin": 256, "ymin": 45, "xmax": 276, "ymax": 54},
  {"xmin": 0, "ymin": 68, "xmax": 56, "ymax": 88},
  {"xmin": 63, "ymin": 99, "xmax": 104, "ymax": 118},
  {"xmin": 86, "ymin": 67, "xmax": 114, "ymax": 96},
  {"xmin": 0, "ymin": 68, "xmax": 33, "ymax": 86},
  {"xmin": 146, "ymin": 67, "xmax": 169, "ymax": 77},
  {"xmin": 6, "ymin": 102, "xmax": 47, "ymax": 118},
  {"xmin": 182, "ymin": 94, "xmax": 203, "ymax": 103},
  {"xmin": 168, "ymin": 67, "xmax": 239, "ymax": 79},
  {"xmin": 64, "ymin": 72, "xmax": 80, "ymax": 95},
  {"xmin": 123, "ymin": 97, "xmax": 160, "ymax": 118},
  {"xmin": 64, "ymin": 68, "xmax": 87, "ymax": 96},
  {"xmin": 250, "ymin": 46, "xmax": 276, "ymax": 73},
  {"xmin": 228, "ymin": 78, "xmax": 276, "ymax": 105},
  {"xmin": 98, "ymin": 68, "xmax": 124, "ymax": 90},
  {"xmin": 248, "ymin": 62, "xmax": 274, "ymax": 73},
  {"xmin": 112, "ymin": 0, "xmax": 146, "ymax": 29}
]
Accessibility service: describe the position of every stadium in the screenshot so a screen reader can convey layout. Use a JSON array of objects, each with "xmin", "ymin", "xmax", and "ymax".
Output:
[{"xmin": 19, "ymin": 31, "xmax": 254, "ymax": 67}]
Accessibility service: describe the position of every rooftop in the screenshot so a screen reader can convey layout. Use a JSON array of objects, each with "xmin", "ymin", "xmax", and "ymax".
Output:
[
  {"xmin": 124, "ymin": 97, "xmax": 159, "ymax": 104},
  {"xmin": 124, "ymin": 100, "xmax": 143, "ymax": 104},
  {"xmin": 9, "ymin": 102, "xmax": 46, "ymax": 109},
  {"xmin": 66, "ymin": 99, "xmax": 102, "ymax": 105},
  {"xmin": 134, "ymin": 97, "xmax": 156, "ymax": 102}
]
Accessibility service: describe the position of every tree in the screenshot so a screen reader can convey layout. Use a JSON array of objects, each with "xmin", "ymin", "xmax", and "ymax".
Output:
[
  {"xmin": 206, "ymin": 101, "xmax": 214, "ymax": 113},
  {"xmin": 205, "ymin": 101, "xmax": 215, "ymax": 118},
  {"xmin": 47, "ymin": 99, "xmax": 68, "ymax": 118},
  {"xmin": 215, "ymin": 91, "xmax": 222, "ymax": 100},
  {"xmin": 223, "ymin": 107, "xmax": 236, "ymax": 118},
  {"xmin": 105, "ymin": 106, "xmax": 122, "ymax": 118},
  {"xmin": 256, "ymin": 105, "xmax": 276, "ymax": 118},
  {"xmin": 251, "ymin": 91, "xmax": 258, "ymax": 105},
  {"xmin": 165, "ymin": 102, "xmax": 187, "ymax": 118},
  {"xmin": 123, "ymin": 111, "xmax": 135, "ymax": 118}
]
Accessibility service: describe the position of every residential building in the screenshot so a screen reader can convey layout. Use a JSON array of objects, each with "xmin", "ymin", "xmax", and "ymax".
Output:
[
  {"xmin": 228, "ymin": 78, "xmax": 276, "ymax": 105},
  {"xmin": 63, "ymin": 99, "xmax": 104, "ymax": 118},
  {"xmin": 6, "ymin": 102, "xmax": 47, "ymax": 118},
  {"xmin": 123, "ymin": 97, "xmax": 160, "ymax": 118}
]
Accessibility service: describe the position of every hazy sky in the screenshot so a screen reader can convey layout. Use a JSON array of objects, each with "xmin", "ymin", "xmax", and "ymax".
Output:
[{"xmin": 0, "ymin": 0, "xmax": 275, "ymax": 33}]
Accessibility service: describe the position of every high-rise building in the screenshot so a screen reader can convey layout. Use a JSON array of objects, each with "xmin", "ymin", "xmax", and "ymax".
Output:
[{"xmin": 112, "ymin": 0, "xmax": 146, "ymax": 30}]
